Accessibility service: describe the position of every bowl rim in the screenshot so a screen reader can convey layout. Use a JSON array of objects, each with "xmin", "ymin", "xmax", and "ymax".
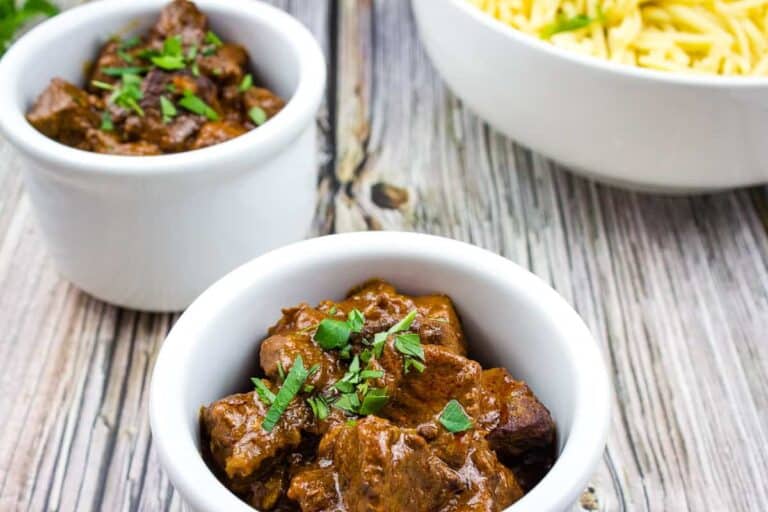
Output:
[
  {"xmin": 446, "ymin": 0, "xmax": 768, "ymax": 87},
  {"xmin": 149, "ymin": 232, "xmax": 611, "ymax": 512},
  {"xmin": 0, "ymin": 0, "xmax": 326, "ymax": 178}
]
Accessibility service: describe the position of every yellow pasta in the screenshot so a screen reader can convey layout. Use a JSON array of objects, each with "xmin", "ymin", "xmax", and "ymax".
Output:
[{"xmin": 468, "ymin": 0, "xmax": 768, "ymax": 75}]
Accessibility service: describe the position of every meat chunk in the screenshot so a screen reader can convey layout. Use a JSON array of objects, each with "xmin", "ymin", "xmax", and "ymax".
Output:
[
  {"xmin": 243, "ymin": 86, "xmax": 286, "ymax": 120},
  {"xmin": 380, "ymin": 343, "xmax": 483, "ymax": 426},
  {"xmin": 26, "ymin": 78, "xmax": 101, "ymax": 147},
  {"xmin": 151, "ymin": 0, "xmax": 207, "ymax": 45},
  {"xmin": 201, "ymin": 390, "xmax": 310, "ymax": 483},
  {"xmin": 85, "ymin": 129, "xmax": 162, "ymax": 155},
  {"xmin": 122, "ymin": 111, "xmax": 204, "ymax": 152},
  {"xmin": 199, "ymin": 43, "xmax": 248, "ymax": 84},
  {"xmin": 412, "ymin": 294, "xmax": 467, "ymax": 355},
  {"xmin": 480, "ymin": 368, "xmax": 555, "ymax": 458},
  {"xmin": 259, "ymin": 333, "xmax": 344, "ymax": 392},
  {"xmin": 191, "ymin": 120, "xmax": 248, "ymax": 149},
  {"xmin": 288, "ymin": 416, "xmax": 464, "ymax": 511}
]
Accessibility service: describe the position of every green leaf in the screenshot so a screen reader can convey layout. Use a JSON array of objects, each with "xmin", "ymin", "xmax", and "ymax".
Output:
[
  {"xmin": 163, "ymin": 34, "xmax": 182, "ymax": 56},
  {"xmin": 404, "ymin": 357, "xmax": 425, "ymax": 374},
  {"xmin": 394, "ymin": 333, "xmax": 424, "ymax": 361},
  {"xmin": 439, "ymin": 399, "xmax": 473, "ymax": 433},
  {"xmin": 205, "ymin": 30, "xmax": 223, "ymax": 47},
  {"xmin": 276, "ymin": 361, "xmax": 286, "ymax": 381},
  {"xmin": 359, "ymin": 369, "xmax": 383, "ymax": 380},
  {"xmin": 239, "ymin": 73, "xmax": 253, "ymax": 92},
  {"xmin": 372, "ymin": 331, "xmax": 388, "ymax": 358},
  {"xmin": 307, "ymin": 395, "xmax": 329, "ymax": 420},
  {"xmin": 314, "ymin": 318, "xmax": 351, "ymax": 350},
  {"xmin": 541, "ymin": 13, "xmax": 593, "ymax": 39},
  {"xmin": 117, "ymin": 49, "xmax": 134, "ymax": 63},
  {"xmin": 178, "ymin": 91, "xmax": 219, "ymax": 121},
  {"xmin": 333, "ymin": 392, "xmax": 360, "ymax": 414},
  {"xmin": 151, "ymin": 54, "xmax": 185, "ymax": 70},
  {"xmin": 347, "ymin": 309, "xmax": 365, "ymax": 333},
  {"xmin": 160, "ymin": 95, "xmax": 177, "ymax": 123},
  {"xmin": 21, "ymin": 0, "xmax": 58, "ymax": 17},
  {"xmin": 359, "ymin": 388, "xmax": 389, "ymax": 415},
  {"xmin": 248, "ymin": 106, "xmax": 267, "ymax": 126},
  {"xmin": 389, "ymin": 310, "xmax": 417, "ymax": 334},
  {"xmin": 119, "ymin": 35, "xmax": 140, "ymax": 50},
  {"xmin": 251, "ymin": 377, "xmax": 276, "ymax": 405},
  {"xmin": 100, "ymin": 111, "xmax": 114, "ymax": 132},
  {"xmin": 91, "ymin": 80, "xmax": 114, "ymax": 91},
  {"xmin": 261, "ymin": 356, "xmax": 310, "ymax": 432},
  {"xmin": 186, "ymin": 44, "xmax": 197, "ymax": 61}
]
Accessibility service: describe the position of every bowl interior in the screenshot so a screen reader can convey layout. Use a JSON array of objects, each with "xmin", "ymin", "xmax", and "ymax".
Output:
[{"xmin": 11, "ymin": 0, "xmax": 300, "ymax": 122}]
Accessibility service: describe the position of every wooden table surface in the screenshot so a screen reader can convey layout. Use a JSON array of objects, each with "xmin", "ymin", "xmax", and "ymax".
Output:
[{"xmin": 1, "ymin": 1, "xmax": 767, "ymax": 511}]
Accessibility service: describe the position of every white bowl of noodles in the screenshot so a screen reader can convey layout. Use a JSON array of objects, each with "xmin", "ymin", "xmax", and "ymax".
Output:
[{"xmin": 412, "ymin": 0, "xmax": 768, "ymax": 191}]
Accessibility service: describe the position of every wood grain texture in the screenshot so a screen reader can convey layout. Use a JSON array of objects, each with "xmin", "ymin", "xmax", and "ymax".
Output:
[{"xmin": 0, "ymin": 1, "xmax": 766, "ymax": 511}]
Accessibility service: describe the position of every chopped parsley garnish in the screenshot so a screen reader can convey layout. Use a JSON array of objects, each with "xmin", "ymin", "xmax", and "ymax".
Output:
[
  {"xmin": 100, "ymin": 111, "xmax": 114, "ymax": 132},
  {"xmin": 359, "ymin": 388, "xmax": 389, "ymax": 415},
  {"xmin": 315, "ymin": 318, "xmax": 352, "ymax": 350},
  {"xmin": 541, "ymin": 13, "xmax": 594, "ymax": 38},
  {"xmin": 151, "ymin": 35, "xmax": 186, "ymax": 70},
  {"xmin": 117, "ymin": 49, "xmax": 134, "ymax": 63},
  {"xmin": 110, "ymin": 72, "xmax": 144, "ymax": 116},
  {"xmin": 261, "ymin": 356, "xmax": 310, "ymax": 432},
  {"xmin": 372, "ymin": 310, "xmax": 417, "ymax": 357},
  {"xmin": 186, "ymin": 44, "xmax": 198, "ymax": 61},
  {"xmin": 276, "ymin": 361, "xmax": 286, "ymax": 381},
  {"xmin": 239, "ymin": 73, "xmax": 253, "ymax": 92},
  {"xmin": 0, "ymin": 0, "xmax": 59, "ymax": 56},
  {"xmin": 395, "ymin": 333, "xmax": 426, "ymax": 374},
  {"xmin": 119, "ymin": 35, "xmax": 141, "ymax": 50},
  {"xmin": 91, "ymin": 80, "xmax": 114, "ymax": 91},
  {"xmin": 101, "ymin": 66, "xmax": 149, "ymax": 77},
  {"xmin": 251, "ymin": 377, "xmax": 276, "ymax": 405},
  {"xmin": 314, "ymin": 308, "xmax": 365, "ymax": 351},
  {"xmin": 178, "ymin": 90, "xmax": 219, "ymax": 120},
  {"xmin": 306, "ymin": 395, "xmax": 329, "ymax": 420},
  {"xmin": 201, "ymin": 45, "xmax": 217, "ymax": 56},
  {"xmin": 190, "ymin": 61, "xmax": 200, "ymax": 77},
  {"xmin": 248, "ymin": 107, "xmax": 267, "ymax": 126},
  {"xmin": 329, "ymin": 354, "xmax": 389, "ymax": 416},
  {"xmin": 205, "ymin": 30, "xmax": 223, "ymax": 47},
  {"xmin": 439, "ymin": 400, "xmax": 473, "ymax": 433},
  {"xmin": 159, "ymin": 95, "xmax": 177, "ymax": 123}
]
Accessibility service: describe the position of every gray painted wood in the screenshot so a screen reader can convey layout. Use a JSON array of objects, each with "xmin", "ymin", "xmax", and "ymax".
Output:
[{"xmin": 0, "ymin": 1, "xmax": 766, "ymax": 511}]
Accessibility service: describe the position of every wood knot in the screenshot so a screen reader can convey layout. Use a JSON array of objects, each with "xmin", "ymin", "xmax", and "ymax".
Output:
[{"xmin": 371, "ymin": 182, "xmax": 409, "ymax": 210}]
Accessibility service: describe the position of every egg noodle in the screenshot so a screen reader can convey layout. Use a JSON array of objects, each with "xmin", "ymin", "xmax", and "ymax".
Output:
[{"xmin": 468, "ymin": 0, "xmax": 768, "ymax": 75}]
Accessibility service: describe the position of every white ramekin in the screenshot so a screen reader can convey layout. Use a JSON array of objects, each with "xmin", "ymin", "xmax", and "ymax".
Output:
[
  {"xmin": 0, "ymin": 0, "xmax": 326, "ymax": 311},
  {"xmin": 149, "ymin": 232, "xmax": 611, "ymax": 512},
  {"xmin": 413, "ymin": 0, "xmax": 768, "ymax": 192}
]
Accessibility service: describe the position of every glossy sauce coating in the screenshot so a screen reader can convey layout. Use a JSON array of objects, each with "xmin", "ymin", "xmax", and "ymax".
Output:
[{"xmin": 201, "ymin": 280, "xmax": 557, "ymax": 511}]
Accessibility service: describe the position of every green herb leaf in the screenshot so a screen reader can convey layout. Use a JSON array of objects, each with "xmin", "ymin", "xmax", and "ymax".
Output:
[
  {"xmin": 251, "ymin": 377, "xmax": 276, "ymax": 405},
  {"xmin": 205, "ymin": 30, "xmax": 223, "ymax": 47},
  {"xmin": 109, "ymin": 72, "xmax": 145, "ymax": 116},
  {"xmin": 315, "ymin": 318, "xmax": 351, "ymax": 350},
  {"xmin": 91, "ymin": 80, "xmax": 114, "ymax": 91},
  {"xmin": 541, "ymin": 13, "xmax": 593, "ymax": 38},
  {"xmin": 389, "ymin": 310, "xmax": 417, "ymax": 334},
  {"xmin": 394, "ymin": 333, "xmax": 424, "ymax": 361},
  {"xmin": 186, "ymin": 44, "xmax": 198, "ymax": 61},
  {"xmin": 119, "ymin": 35, "xmax": 141, "ymax": 50},
  {"xmin": 178, "ymin": 90, "xmax": 219, "ymax": 121},
  {"xmin": 100, "ymin": 110, "xmax": 114, "ymax": 132},
  {"xmin": 439, "ymin": 399, "xmax": 473, "ymax": 433},
  {"xmin": 160, "ymin": 95, "xmax": 177, "ymax": 123},
  {"xmin": 359, "ymin": 388, "xmax": 389, "ymax": 415},
  {"xmin": 307, "ymin": 395, "xmax": 329, "ymax": 420},
  {"xmin": 372, "ymin": 332, "xmax": 388, "ymax": 358},
  {"xmin": 347, "ymin": 309, "xmax": 365, "ymax": 333},
  {"xmin": 248, "ymin": 106, "xmax": 267, "ymax": 126},
  {"xmin": 346, "ymin": 419, "xmax": 358, "ymax": 427},
  {"xmin": 333, "ymin": 392, "xmax": 361, "ymax": 414},
  {"xmin": 239, "ymin": 73, "xmax": 253, "ymax": 92},
  {"xmin": 117, "ymin": 49, "xmax": 134, "ymax": 63},
  {"xmin": 201, "ymin": 45, "xmax": 216, "ymax": 56},
  {"xmin": 404, "ymin": 357, "xmax": 426, "ymax": 374},
  {"xmin": 101, "ymin": 66, "xmax": 149, "ymax": 77},
  {"xmin": 0, "ymin": 0, "xmax": 58, "ymax": 55},
  {"xmin": 151, "ymin": 54, "xmax": 186, "ymax": 70},
  {"xmin": 190, "ymin": 61, "xmax": 200, "ymax": 77},
  {"xmin": 163, "ymin": 34, "xmax": 182, "ymax": 56},
  {"xmin": 276, "ymin": 361, "xmax": 286, "ymax": 381},
  {"xmin": 261, "ymin": 356, "xmax": 310, "ymax": 432}
]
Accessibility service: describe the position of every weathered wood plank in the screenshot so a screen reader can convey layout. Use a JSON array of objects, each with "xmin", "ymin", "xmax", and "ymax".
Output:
[{"xmin": 332, "ymin": 1, "xmax": 768, "ymax": 511}]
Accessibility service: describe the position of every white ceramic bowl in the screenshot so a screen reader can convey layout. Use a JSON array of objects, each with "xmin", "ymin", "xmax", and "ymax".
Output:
[
  {"xmin": 0, "ymin": 0, "xmax": 326, "ymax": 311},
  {"xmin": 412, "ymin": 0, "xmax": 768, "ymax": 192},
  {"xmin": 149, "ymin": 232, "xmax": 611, "ymax": 512}
]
